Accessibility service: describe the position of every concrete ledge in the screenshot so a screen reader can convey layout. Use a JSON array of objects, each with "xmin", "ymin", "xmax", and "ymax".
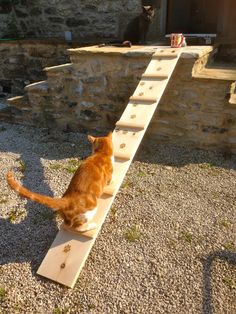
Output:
[{"xmin": 68, "ymin": 45, "xmax": 214, "ymax": 60}]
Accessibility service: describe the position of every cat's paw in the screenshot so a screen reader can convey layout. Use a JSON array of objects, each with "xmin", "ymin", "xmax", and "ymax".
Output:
[
  {"xmin": 87, "ymin": 222, "xmax": 97, "ymax": 231},
  {"xmin": 77, "ymin": 222, "xmax": 97, "ymax": 232}
]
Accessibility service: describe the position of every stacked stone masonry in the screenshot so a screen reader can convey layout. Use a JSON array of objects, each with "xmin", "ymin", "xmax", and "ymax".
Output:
[
  {"xmin": 6, "ymin": 45, "xmax": 236, "ymax": 154},
  {"xmin": 0, "ymin": 40, "xmax": 72, "ymax": 95},
  {"xmin": 0, "ymin": 0, "xmax": 156, "ymax": 41}
]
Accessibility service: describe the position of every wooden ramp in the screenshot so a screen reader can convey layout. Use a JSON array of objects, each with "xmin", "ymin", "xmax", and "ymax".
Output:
[{"xmin": 37, "ymin": 48, "xmax": 182, "ymax": 288}]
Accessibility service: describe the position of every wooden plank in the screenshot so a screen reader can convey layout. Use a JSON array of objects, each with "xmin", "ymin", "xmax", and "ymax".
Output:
[
  {"xmin": 129, "ymin": 95, "xmax": 157, "ymax": 102},
  {"xmin": 116, "ymin": 120, "xmax": 145, "ymax": 129},
  {"xmin": 152, "ymin": 53, "xmax": 179, "ymax": 59},
  {"xmin": 153, "ymin": 48, "xmax": 179, "ymax": 58},
  {"xmin": 37, "ymin": 47, "xmax": 182, "ymax": 288},
  {"xmin": 142, "ymin": 73, "xmax": 169, "ymax": 79},
  {"xmin": 37, "ymin": 195, "xmax": 114, "ymax": 288},
  {"xmin": 113, "ymin": 128, "xmax": 144, "ymax": 161}
]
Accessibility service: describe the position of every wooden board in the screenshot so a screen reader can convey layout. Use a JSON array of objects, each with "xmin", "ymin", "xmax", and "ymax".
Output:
[
  {"xmin": 37, "ymin": 195, "xmax": 114, "ymax": 287},
  {"xmin": 37, "ymin": 48, "xmax": 182, "ymax": 288}
]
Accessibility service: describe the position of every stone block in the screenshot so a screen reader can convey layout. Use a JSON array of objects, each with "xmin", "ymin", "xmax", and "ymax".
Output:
[
  {"xmin": 201, "ymin": 126, "xmax": 228, "ymax": 134},
  {"xmin": 48, "ymin": 17, "xmax": 64, "ymax": 23},
  {"xmin": 66, "ymin": 17, "xmax": 89, "ymax": 27},
  {"xmin": 80, "ymin": 101, "xmax": 94, "ymax": 109},
  {"xmin": 44, "ymin": 7, "xmax": 57, "ymax": 15},
  {"xmin": 15, "ymin": 8, "xmax": 28, "ymax": 18}
]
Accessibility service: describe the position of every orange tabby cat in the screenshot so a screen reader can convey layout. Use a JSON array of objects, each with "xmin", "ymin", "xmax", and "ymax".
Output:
[{"xmin": 7, "ymin": 132, "xmax": 113, "ymax": 233}]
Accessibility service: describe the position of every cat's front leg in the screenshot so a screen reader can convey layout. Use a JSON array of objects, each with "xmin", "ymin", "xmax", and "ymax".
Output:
[
  {"xmin": 140, "ymin": 32, "xmax": 146, "ymax": 45},
  {"xmin": 107, "ymin": 173, "xmax": 115, "ymax": 185},
  {"xmin": 107, "ymin": 158, "xmax": 115, "ymax": 185}
]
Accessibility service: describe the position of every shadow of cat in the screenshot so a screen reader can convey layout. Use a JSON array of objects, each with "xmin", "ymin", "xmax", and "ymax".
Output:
[{"xmin": 0, "ymin": 123, "xmax": 90, "ymax": 275}]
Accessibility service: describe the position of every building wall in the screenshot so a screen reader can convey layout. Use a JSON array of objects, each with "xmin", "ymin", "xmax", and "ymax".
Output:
[
  {"xmin": 0, "ymin": 0, "xmax": 147, "ymax": 42},
  {"xmin": 0, "ymin": 1, "xmax": 235, "ymax": 43}
]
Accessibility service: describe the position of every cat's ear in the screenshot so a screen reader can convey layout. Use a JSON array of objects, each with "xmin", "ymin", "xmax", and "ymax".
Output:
[
  {"xmin": 143, "ymin": 5, "xmax": 153, "ymax": 11},
  {"xmin": 88, "ymin": 135, "xmax": 96, "ymax": 143}
]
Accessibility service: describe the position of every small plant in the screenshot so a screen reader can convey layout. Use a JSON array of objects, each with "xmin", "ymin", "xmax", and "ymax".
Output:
[
  {"xmin": 0, "ymin": 198, "xmax": 8, "ymax": 204},
  {"xmin": 64, "ymin": 159, "xmax": 81, "ymax": 174},
  {"xmin": 121, "ymin": 179, "xmax": 133, "ymax": 189},
  {"xmin": 222, "ymin": 241, "xmax": 235, "ymax": 251},
  {"xmin": 88, "ymin": 303, "xmax": 96, "ymax": 310},
  {"xmin": 137, "ymin": 171, "xmax": 146, "ymax": 177},
  {"xmin": 222, "ymin": 277, "xmax": 236, "ymax": 290},
  {"xmin": 19, "ymin": 160, "xmax": 26, "ymax": 173},
  {"xmin": 110, "ymin": 206, "xmax": 118, "ymax": 220},
  {"xmin": 13, "ymin": 304, "xmax": 22, "ymax": 312},
  {"xmin": 219, "ymin": 220, "xmax": 232, "ymax": 229},
  {"xmin": 199, "ymin": 163, "xmax": 215, "ymax": 169},
  {"xmin": 8, "ymin": 209, "xmax": 24, "ymax": 223},
  {"xmin": 8, "ymin": 209, "xmax": 17, "ymax": 223},
  {"xmin": 180, "ymin": 231, "xmax": 193, "ymax": 244},
  {"xmin": 49, "ymin": 163, "xmax": 62, "ymax": 171},
  {"xmin": 125, "ymin": 225, "xmax": 142, "ymax": 242},
  {"xmin": 0, "ymin": 287, "xmax": 6, "ymax": 300},
  {"xmin": 53, "ymin": 307, "xmax": 69, "ymax": 314}
]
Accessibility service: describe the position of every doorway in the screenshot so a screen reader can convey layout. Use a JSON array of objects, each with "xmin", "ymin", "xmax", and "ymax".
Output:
[{"xmin": 166, "ymin": 0, "xmax": 220, "ymax": 34}]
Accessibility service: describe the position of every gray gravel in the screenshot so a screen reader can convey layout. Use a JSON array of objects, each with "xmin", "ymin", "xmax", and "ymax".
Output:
[{"xmin": 0, "ymin": 122, "xmax": 235, "ymax": 314}]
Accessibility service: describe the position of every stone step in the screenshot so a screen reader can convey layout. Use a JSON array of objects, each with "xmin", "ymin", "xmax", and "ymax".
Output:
[
  {"xmin": 25, "ymin": 81, "xmax": 49, "ymax": 95},
  {"xmin": 44, "ymin": 63, "xmax": 73, "ymax": 77},
  {"xmin": 7, "ymin": 95, "xmax": 31, "ymax": 109},
  {"xmin": 193, "ymin": 66, "xmax": 236, "ymax": 81}
]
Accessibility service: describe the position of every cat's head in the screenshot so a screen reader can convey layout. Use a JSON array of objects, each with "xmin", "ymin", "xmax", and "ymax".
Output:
[
  {"xmin": 142, "ymin": 6, "xmax": 155, "ymax": 20},
  {"xmin": 88, "ymin": 132, "xmax": 113, "ymax": 155}
]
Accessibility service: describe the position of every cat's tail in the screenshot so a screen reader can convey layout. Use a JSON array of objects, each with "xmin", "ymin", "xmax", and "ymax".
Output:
[{"xmin": 7, "ymin": 171, "xmax": 68, "ymax": 211}]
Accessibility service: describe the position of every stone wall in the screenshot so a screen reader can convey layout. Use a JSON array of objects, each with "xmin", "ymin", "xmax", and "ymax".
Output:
[
  {"xmin": 8, "ymin": 48, "xmax": 151, "ymax": 132},
  {"xmin": 0, "ymin": 0, "xmax": 157, "ymax": 42},
  {"xmin": 0, "ymin": 40, "xmax": 72, "ymax": 95},
  {"xmin": 6, "ymin": 46, "xmax": 236, "ymax": 153},
  {"xmin": 148, "ymin": 58, "xmax": 236, "ymax": 153}
]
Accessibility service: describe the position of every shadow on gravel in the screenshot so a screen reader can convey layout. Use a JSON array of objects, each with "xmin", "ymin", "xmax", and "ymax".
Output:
[
  {"xmin": 137, "ymin": 141, "xmax": 236, "ymax": 171},
  {"xmin": 0, "ymin": 147, "xmax": 58, "ymax": 273},
  {"xmin": 0, "ymin": 125, "xmax": 89, "ymax": 276},
  {"xmin": 202, "ymin": 250, "xmax": 236, "ymax": 314}
]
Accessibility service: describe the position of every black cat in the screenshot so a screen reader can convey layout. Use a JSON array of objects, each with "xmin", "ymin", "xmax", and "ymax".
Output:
[{"xmin": 123, "ymin": 6, "xmax": 155, "ymax": 44}]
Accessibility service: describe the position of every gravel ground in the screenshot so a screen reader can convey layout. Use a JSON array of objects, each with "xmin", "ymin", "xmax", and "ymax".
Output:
[{"xmin": 0, "ymin": 122, "xmax": 235, "ymax": 314}]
